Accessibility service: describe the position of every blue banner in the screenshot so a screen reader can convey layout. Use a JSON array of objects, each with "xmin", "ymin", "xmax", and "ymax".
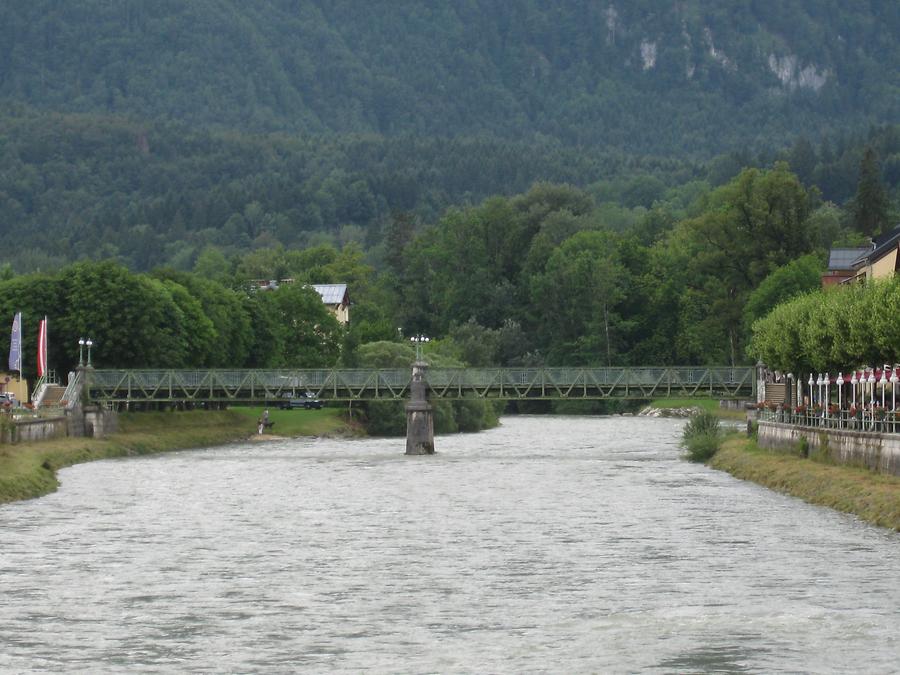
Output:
[{"xmin": 8, "ymin": 312, "xmax": 21, "ymax": 372}]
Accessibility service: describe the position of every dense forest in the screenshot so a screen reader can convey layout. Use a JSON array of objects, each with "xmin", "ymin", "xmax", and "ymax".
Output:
[
  {"xmin": 0, "ymin": 1, "xmax": 899, "ymax": 405},
  {"xmin": 1, "ymin": 2, "xmax": 899, "ymax": 270},
  {"xmin": 1, "ymin": 158, "xmax": 893, "ymax": 374},
  {"xmin": 1, "ymin": 1, "xmax": 898, "ymax": 153},
  {"xmin": 1, "ymin": 109, "xmax": 898, "ymax": 272}
]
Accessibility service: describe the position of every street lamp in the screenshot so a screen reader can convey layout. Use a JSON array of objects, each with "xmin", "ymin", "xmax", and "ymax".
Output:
[
  {"xmin": 816, "ymin": 374, "xmax": 823, "ymax": 411},
  {"xmin": 836, "ymin": 372, "xmax": 844, "ymax": 416},
  {"xmin": 78, "ymin": 338, "xmax": 85, "ymax": 367},
  {"xmin": 824, "ymin": 372, "xmax": 830, "ymax": 418},
  {"xmin": 85, "ymin": 338, "xmax": 94, "ymax": 367},
  {"xmin": 881, "ymin": 366, "xmax": 889, "ymax": 408},
  {"xmin": 868, "ymin": 370, "xmax": 876, "ymax": 412},
  {"xmin": 808, "ymin": 374, "xmax": 815, "ymax": 406},
  {"xmin": 410, "ymin": 335, "xmax": 429, "ymax": 362},
  {"xmin": 891, "ymin": 368, "xmax": 898, "ymax": 412},
  {"xmin": 851, "ymin": 371, "xmax": 858, "ymax": 407}
]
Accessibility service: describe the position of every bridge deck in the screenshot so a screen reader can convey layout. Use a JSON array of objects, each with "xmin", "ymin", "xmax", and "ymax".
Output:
[{"xmin": 87, "ymin": 367, "xmax": 755, "ymax": 404}]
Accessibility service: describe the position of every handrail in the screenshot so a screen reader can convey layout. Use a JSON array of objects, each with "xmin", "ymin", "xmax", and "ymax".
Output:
[
  {"xmin": 30, "ymin": 374, "xmax": 45, "ymax": 403},
  {"xmin": 758, "ymin": 408, "xmax": 900, "ymax": 434},
  {"xmin": 86, "ymin": 366, "xmax": 756, "ymax": 403},
  {"xmin": 61, "ymin": 370, "xmax": 83, "ymax": 410}
]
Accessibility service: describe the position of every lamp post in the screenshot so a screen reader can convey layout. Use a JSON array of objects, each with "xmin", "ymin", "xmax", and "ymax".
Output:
[
  {"xmin": 817, "ymin": 374, "xmax": 824, "ymax": 412},
  {"xmin": 868, "ymin": 370, "xmax": 876, "ymax": 428},
  {"xmin": 808, "ymin": 374, "xmax": 815, "ymax": 407},
  {"xmin": 410, "ymin": 335, "xmax": 429, "ymax": 362},
  {"xmin": 891, "ymin": 367, "xmax": 899, "ymax": 433},
  {"xmin": 787, "ymin": 373, "xmax": 795, "ymax": 408},
  {"xmin": 85, "ymin": 339, "xmax": 93, "ymax": 367},
  {"xmin": 851, "ymin": 371, "xmax": 858, "ymax": 408},
  {"xmin": 824, "ymin": 372, "xmax": 830, "ymax": 418},
  {"xmin": 881, "ymin": 366, "xmax": 888, "ymax": 409},
  {"xmin": 836, "ymin": 373, "xmax": 844, "ymax": 425},
  {"xmin": 78, "ymin": 338, "xmax": 85, "ymax": 367},
  {"xmin": 891, "ymin": 368, "xmax": 898, "ymax": 412}
]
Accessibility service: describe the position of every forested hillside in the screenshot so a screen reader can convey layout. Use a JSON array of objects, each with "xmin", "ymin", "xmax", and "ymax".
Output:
[
  {"xmin": 1, "ymin": 0, "xmax": 898, "ymax": 154},
  {"xmin": 1, "ymin": 106, "xmax": 898, "ymax": 272},
  {"xmin": 0, "ymin": 2, "xmax": 899, "ymax": 379}
]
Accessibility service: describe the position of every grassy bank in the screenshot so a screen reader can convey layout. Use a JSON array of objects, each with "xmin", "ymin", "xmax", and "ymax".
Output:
[
  {"xmin": 231, "ymin": 406, "xmax": 362, "ymax": 437},
  {"xmin": 0, "ymin": 407, "xmax": 354, "ymax": 505},
  {"xmin": 710, "ymin": 437, "xmax": 900, "ymax": 531},
  {"xmin": 649, "ymin": 397, "xmax": 747, "ymax": 419}
]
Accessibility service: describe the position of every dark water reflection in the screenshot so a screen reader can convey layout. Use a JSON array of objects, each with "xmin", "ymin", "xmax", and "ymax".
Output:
[{"xmin": 1, "ymin": 416, "xmax": 899, "ymax": 673}]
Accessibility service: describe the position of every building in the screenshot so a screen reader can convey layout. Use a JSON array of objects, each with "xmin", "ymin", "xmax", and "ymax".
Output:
[
  {"xmin": 822, "ymin": 247, "xmax": 869, "ymax": 287},
  {"xmin": 311, "ymin": 284, "xmax": 350, "ymax": 325},
  {"xmin": 849, "ymin": 225, "xmax": 900, "ymax": 283},
  {"xmin": 822, "ymin": 225, "xmax": 900, "ymax": 288},
  {"xmin": 250, "ymin": 279, "xmax": 350, "ymax": 325}
]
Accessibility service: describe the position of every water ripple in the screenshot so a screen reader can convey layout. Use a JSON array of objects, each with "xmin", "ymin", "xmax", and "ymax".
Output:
[{"xmin": 1, "ymin": 415, "xmax": 899, "ymax": 673}]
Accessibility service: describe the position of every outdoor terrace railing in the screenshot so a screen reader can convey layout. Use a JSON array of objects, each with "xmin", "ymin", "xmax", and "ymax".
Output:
[
  {"xmin": 86, "ymin": 366, "xmax": 755, "ymax": 404},
  {"xmin": 758, "ymin": 407, "xmax": 900, "ymax": 434}
]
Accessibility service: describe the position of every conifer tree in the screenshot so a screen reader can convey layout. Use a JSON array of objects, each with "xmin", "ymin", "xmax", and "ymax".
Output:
[{"xmin": 851, "ymin": 147, "xmax": 890, "ymax": 236}]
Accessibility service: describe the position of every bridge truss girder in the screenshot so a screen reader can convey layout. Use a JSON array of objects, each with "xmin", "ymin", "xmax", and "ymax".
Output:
[{"xmin": 87, "ymin": 367, "xmax": 755, "ymax": 404}]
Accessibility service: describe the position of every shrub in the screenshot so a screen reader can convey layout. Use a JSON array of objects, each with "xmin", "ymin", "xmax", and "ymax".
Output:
[
  {"xmin": 681, "ymin": 410, "xmax": 722, "ymax": 463},
  {"xmin": 683, "ymin": 410, "xmax": 721, "ymax": 438}
]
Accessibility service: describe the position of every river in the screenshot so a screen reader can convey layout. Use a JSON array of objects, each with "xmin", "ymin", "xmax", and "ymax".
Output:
[{"xmin": 1, "ymin": 416, "xmax": 899, "ymax": 673}]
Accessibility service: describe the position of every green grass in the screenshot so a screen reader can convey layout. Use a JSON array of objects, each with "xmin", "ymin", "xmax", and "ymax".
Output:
[
  {"xmin": 0, "ymin": 407, "xmax": 359, "ymax": 505},
  {"xmin": 0, "ymin": 410, "xmax": 250, "ymax": 504},
  {"xmin": 649, "ymin": 397, "xmax": 746, "ymax": 419},
  {"xmin": 230, "ymin": 406, "xmax": 361, "ymax": 437},
  {"xmin": 711, "ymin": 437, "xmax": 900, "ymax": 531}
]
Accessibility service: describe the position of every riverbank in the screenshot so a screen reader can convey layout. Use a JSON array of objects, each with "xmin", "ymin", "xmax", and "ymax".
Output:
[
  {"xmin": 647, "ymin": 397, "xmax": 747, "ymax": 420},
  {"xmin": 0, "ymin": 408, "xmax": 356, "ymax": 505},
  {"xmin": 710, "ymin": 436, "xmax": 900, "ymax": 531},
  {"xmin": 230, "ymin": 406, "xmax": 364, "ymax": 438}
]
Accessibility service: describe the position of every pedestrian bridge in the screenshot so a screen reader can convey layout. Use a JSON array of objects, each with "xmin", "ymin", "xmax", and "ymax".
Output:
[{"xmin": 86, "ymin": 366, "xmax": 755, "ymax": 405}]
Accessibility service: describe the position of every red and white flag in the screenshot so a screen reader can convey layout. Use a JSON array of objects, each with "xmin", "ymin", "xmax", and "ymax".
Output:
[{"xmin": 37, "ymin": 316, "xmax": 48, "ymax": 377}]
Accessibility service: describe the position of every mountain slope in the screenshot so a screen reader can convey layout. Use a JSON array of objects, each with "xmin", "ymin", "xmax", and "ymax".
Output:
[{"xmin": 1, "ymin": 0, "xmax": 898, "ymax": 154}]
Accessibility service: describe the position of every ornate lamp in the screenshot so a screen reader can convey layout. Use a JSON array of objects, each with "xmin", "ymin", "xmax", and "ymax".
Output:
[
  {"xmin": 891, "ymin": 368, "xmax": 899, "ymax": 412},
  {"xmin": 836, "ymin": 372, "xmax": 844, "ymax": 415}
]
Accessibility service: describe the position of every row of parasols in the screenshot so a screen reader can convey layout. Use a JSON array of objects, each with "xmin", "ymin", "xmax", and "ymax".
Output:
[{"xmin": 790, "ymin": 367, "xmax": 900, "ymax": 411}]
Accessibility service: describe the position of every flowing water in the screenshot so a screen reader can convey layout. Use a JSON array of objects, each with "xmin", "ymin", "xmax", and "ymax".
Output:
[{"xmin": 1, "ymin": 416, "xmax": 899, "ymax": 673}]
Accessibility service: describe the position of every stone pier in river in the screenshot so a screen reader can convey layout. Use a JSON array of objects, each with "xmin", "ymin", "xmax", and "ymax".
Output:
[{"xmin": 405, "ymin": 360, "xmax": 435, "ymax": 455}]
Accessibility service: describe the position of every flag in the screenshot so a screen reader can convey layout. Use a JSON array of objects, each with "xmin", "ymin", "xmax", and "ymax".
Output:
[
  {"xmin": 8, "ymin": 312, "xmax": 21, "ymax": 373},
  {"xmin": 37, "ymin": 317, "xmax": 48, "ymax": 378}
]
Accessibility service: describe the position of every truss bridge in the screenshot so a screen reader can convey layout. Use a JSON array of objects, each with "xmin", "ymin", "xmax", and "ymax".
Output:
[{"xmin": 87, "ymin": 366, "xmax": 755, "ymax": 406}]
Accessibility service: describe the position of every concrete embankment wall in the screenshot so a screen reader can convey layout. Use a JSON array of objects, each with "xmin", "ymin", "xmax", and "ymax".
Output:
[
  {"xmin": 758, "ymin": 420, "xmax": 900, "ymax": 477},
  {"xmin": 2, "ymin": 416, "xmax": 69, "ymax": 444},
  {"xmin": 1, "ymin": 407, "xmax": 118, "ymax": 445}
]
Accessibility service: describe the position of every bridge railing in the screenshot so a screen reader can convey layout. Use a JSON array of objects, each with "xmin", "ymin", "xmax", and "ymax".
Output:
[{"xmin": 88, "ymin": 366, "xmax": 754, "ymax": 403}]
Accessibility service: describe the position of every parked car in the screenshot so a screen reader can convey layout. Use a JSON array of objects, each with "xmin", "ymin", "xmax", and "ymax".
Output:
[{"xmin": 278, "ymin": 392, "xmax": 323, "ymax": 410}]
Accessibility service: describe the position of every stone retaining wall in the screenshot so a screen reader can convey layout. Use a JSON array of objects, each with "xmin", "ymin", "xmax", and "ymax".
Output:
[
  {"xmin": 1, "ymin": 416, "xmax": 69, "ymax": 444},
  {"xmin": 1, "ymin": 408, "xmax": 119, "ymax": 444},
  {"xmin": 758, "ymin": 420, "xmax": 900, "ymax": 476}
]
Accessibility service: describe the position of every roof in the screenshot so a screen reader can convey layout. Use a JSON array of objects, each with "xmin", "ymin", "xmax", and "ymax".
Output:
[
  {"xmin": 828, "ymin": 248, "xmax": 869, "ymax": 270},
  {"xmin": 311, "ymin": 284, "xmax": 348, "ymax": 305},
  {"xmin": 852, "ymin": 224, "xmax": 900, "ymax": 268}
]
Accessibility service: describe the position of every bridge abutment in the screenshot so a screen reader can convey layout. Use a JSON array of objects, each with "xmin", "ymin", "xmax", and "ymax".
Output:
[{"xmin": 406, "ymin": 360, "xmax": 435, "ymax": 455}]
